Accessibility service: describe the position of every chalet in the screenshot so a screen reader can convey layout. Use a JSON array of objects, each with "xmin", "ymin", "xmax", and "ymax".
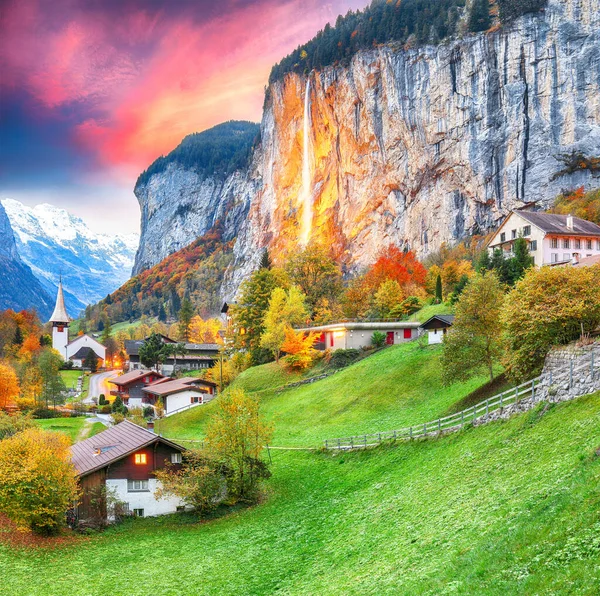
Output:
[
  {"xmin": 296, "ymin": 321, "xmax": 422, "ymax": 351},
  {"xmin": 420, "ymin": 315, "xmax": 455, "ymax": 345},
  {"xmin": 109, "ymin": 370, "xmax": 164, "ymax": 408},
  {"xmin": 487, "ymin": 210, "xmax": 600, "ymax": 266},
  {"xmin": 70, "ymin": 346, "xmax": 104, "ymax": 369},
  {"xmin": 142, "ymin": 377, "xmax": 218, "ymax": 416},
  {"xmin": 71, "ymin": 420, "xmax": 186, "ymax": 521},
  {"xmin": 124, "ymin": 336, "xmax": 219, "ymax": 373}
]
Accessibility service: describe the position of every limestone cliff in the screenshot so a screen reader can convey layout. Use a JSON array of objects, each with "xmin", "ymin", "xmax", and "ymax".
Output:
[
  {"xmin": 225, "ymin": 0, "xmax": 600, "ymax": 294},
  {"xmin": 133, "ymin": 0, "xmax": 600, "ymax": 300}
]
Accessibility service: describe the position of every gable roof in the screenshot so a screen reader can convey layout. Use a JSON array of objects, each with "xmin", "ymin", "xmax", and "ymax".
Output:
[
  {"xmin": 516, "ymin": 211, "xmax": 600, "ymax": 237},
  {"xmin": 420, "ymin": 314, "xmax": 455, "ymax": 330},
  {"xmin": 67, "ymin": 334, "xmax": 105, "ymax": 348},
  {"xmin": 142, "ymin": 377, "xmax": 216, "ymax": 397},
  {"xmin": 71, "ymin": 346, "xmax": 102, "ymax": 360},
  {"xmin": 70, "ymin": 420, "xmax": 183, "ymax": 477},
  {"xmin": 109, "ymin": 369, "xmax": 163, "ymax": 387}
]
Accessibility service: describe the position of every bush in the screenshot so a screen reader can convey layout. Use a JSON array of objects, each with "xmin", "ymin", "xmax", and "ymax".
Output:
[
  {"xmin": 329, "ymin": 349, "xmax": 361, "ymax": 369},
  {"xmin": 0, "ymin": 428, "xmax": 79, "ymax": 535},
  {"xmin": 98, "ymin": 394, "xmax": 107, "ymax": 406},
  {"xmin": 99, "ymin": 405, "xmax": 112, "ymax": 414},
  {"xmin": 143, "ymin": 406, "xmax": 155, "ymax": 418},
  {"xmin": 0, "ymin": 412, "xmax": 35, "ymax": 440},
  {"xmin": 371, "ymin": 331, "xmax": 386, "ymax": 348},
  {"xmin": 31, "ymin": 407, "xmax": 59, "ymax": 419}
]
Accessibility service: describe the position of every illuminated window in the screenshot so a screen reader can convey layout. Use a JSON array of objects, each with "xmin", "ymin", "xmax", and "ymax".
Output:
[{"xmin": 134, "ymin": 453, "xmax": 147, "ymax": 465}]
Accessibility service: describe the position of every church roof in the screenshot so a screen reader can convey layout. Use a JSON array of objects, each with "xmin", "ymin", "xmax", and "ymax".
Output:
[{"xmin": 49, "ymin": 281, "xmax": 69, "ymax": 324}]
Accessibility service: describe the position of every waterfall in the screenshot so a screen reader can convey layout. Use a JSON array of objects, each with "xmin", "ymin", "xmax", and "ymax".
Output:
[{"xmin": 299, "ymin": 79, "xmax": 312, "ymax": 246}]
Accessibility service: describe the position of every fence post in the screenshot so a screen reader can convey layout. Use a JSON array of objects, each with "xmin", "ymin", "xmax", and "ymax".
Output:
[
  {"xmin": 473, "ymin": 405, "xmax": 476, "ymax": 421},
  {"xmin": 486, "ymin": 399, "xmax": 489, "ymax": 417},
  {"xmin": 350, "ymin": 437, "xmax": 354, "ymax": 450},
  {"xmin": 515, "ymin": 386, "xmax": 519, "ymax": 405},
  {"xmin": 325, "ymin": 440, "xmax": 328, "ymax": 450},
  {"xmin": 461, "ymin": 411, "xmax": 464, "ymax": 428},
  {"xmin": 409, "ymin": 426, "xmax": 413, "ymax": 439},
  {"xmin": 549, "ymin": 370, "xmax": 553, "ymax": 385},
  {"xmin": 592, "ymin": 352, "xmax": 595, "ymax": 380},
  {"xmin": 531, "ymin": 378, "xmax": 535, "ymax": 400},
  {"xmin": 500, "ymin": 393, "xmax": 503, "ymax": 413},
  {"xmin": 378, "ymin": 432, "xmax": 382, "ymax": 444},
  {"xmin": 364, "ymin": 435, "xmax": 367, "ymax": 449},
  {"xmin": 438, "ymin": 418, "xmax": 441, "ymax": 434},
  {"xmin": 393, "ymin": 430, "xmax": 397, "ymax": 442},
  {"xmin": 423, "ymin": 422, "xmax": 427, "ymax": 436},
  {"xmin": 338, "ymin": 438, "xmax": 341, "ymax": 450}
]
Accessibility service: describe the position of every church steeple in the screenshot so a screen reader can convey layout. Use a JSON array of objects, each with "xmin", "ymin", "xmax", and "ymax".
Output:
[{"xmin": 49, "ymin": 277, "xmax": 70, "ymax": 324}]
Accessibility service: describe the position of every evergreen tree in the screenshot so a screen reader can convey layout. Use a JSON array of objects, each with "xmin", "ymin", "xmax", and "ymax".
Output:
[
  {"xmin": 12, "ymin": 326, "xmax": 23, "ymax": 346},
  {"xmin": 139, "ymin": 333, "xmax": 166, "ymax": 371},
  {"xmin": 510, "ymin": 237, "xmax": 535, "ymax": 283},
  {"xmin": 178, "ymin": 298, "xmax": 194, "ymax": 342},
  {"xmin": 477, "ymin": 249, "xmax": 492, "ymax": 272},
  {"xmin": 259, "ymin": 248, "xmax": 272, "ymax": 270},
  {"xmin": 84, "ymin": 350, "xmax": 99, "ymax": 373},
  {"xmin": 158, "ymin": 303, "xmax": 167, "ymax": 323},
  {"xmin": 468, "ymin": 0, "xmax": 491, "ymax": 32},
  {"xmin": 435, "ymin": 274, "xmax": 443, "ymax": 304}
]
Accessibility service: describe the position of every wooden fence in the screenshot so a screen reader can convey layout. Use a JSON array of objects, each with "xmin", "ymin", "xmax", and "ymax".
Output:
[{"xmin": 324, "ymin": 348, "xmax": 599, "ymax": 451}]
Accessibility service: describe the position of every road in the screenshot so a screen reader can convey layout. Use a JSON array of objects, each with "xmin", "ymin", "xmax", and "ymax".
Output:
[{"xmin": 85, "ymin": 370, "xmax": 120, "ymax": 404}]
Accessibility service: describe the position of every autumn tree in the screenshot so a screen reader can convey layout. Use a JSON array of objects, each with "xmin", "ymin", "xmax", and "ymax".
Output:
[
  {"xmin": 154, "ymin": 450, "xmax": 227, "ymax": 518},
  {"xmin": 231, "ymin": 267, "xmax": 289, "ymax": 364},
  {"xmin": 38, "ymin": 349, "xmax": 66, "ymax": 408},
  {"xmin": 364, "ymin": 246, "xmax": 427, "ymax": 293},
  {"xmin": 281, "ymin": 327, "xmax": 318, "ymax": 370},
  {"xmin": 0, "ymin": 361, "xmax": 20, "ymax": 410},
  {"xmin": 501, "ymin": 264, "xmax": 600, "ymax": 381},
  {"xmin": 0, "ymin": 411, "xmax": 34, "ymax": 440},
  {"xmin": 189, "ymin": 316, "xmax": 223, "ymax": 344},
  {"xmin": 260, "ymin": 286, "xmax": 308, "ymax": 362},
  {"xmin": 0, "ymin": 428, "xmax": 79, "ymax": 535},
  {"xmin": 205, "ymin": 389, "xmax": 273, "ymax": 502},
  {"xmin": 285, "ymin": 243, "xmax": 342, "ymax": 316},
  {"xmin": 370, "ymin": 280, "xmax": 404, "ymax": 319},
  {"xmin": 441, "ymin": 271, "xmax": 505, "ymax": 384}
]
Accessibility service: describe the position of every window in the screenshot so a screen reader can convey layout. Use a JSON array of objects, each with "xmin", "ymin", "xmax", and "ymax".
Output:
[
  {"xmin": 134, "ymin": 453, "xmax": 147, "ymax": 465},
  {"xmin": 191, "ymin": 396, "xmax": 201, "ymax": 404},
  {"xmin": 586, "ymin": 240, "xmax": 592, "ymax": 250},
  {"xmin": 511, "ymin": 229, "xmax": 517, "ymax": 239},
  {"xmin": 523, "ymin": 225, "xmax": 531, "ymax": 236},
  {"xmin": 128, "ymin": 480, "xmax": 149, "ymax": 492},
  {"xmin": 551, "ymin": 253, "xmax": 558, "ymax": 263},
  {"xmin": 574, "ymin": 239, "xmax": 581, "ymax": 249},
  {"xmin": 500, "ymin": 232, "xmax": 506, "ymax": 242},
  {"xmin": 563, "ymin": 239, "xmax": 570, "ymax": 249},
  {"xmin": 176, "ymin": 506, "xmax": 185, "ymax": 512},
  {"xmin": 529, "ymin": 240, "xmax": 537, "ymax": 251},
  {"xmin": 550, "ymin": 238, "xmax": 558, "ymax": 248},
  {"xmin": 171, "ymin": 452, "xmax": 182, "ymax": 464},
  {"xmin": 133, "ymin": 508, "xmax": 144, "ymax": 517},
  {"xmin": 563, "ymin": 253, "xmax": 570, "ymax": 262}
]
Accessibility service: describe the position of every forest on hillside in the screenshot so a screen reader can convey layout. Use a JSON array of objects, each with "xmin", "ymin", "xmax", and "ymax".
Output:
[
  {"xmin": 269, "ymin": 0, "xmax": 547, "ymax": 83},
  {"xmin": 136, "ymin": 121, "xmax": 260, "ymax": 188}
]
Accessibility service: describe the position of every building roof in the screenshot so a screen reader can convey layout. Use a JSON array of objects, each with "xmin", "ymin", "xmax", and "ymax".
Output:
[
  {"xmin": 184, "ymin": 343, "xmax": 221, "ymax": 351},
  {"xmin": 296, "ymin": 321, "xmax": 422, "ymax": 333},
  {"xmin": 516, "ymin": 211, "xmax": 600, "ymax": 237},
  {"xmin": 70, "ymin": 420, "xmax": 184, "ymax": 477},
  {"xmin": 109, "ymin": 369, "xmax": 164, "ymax": 387},
  {"xmin": 124, "ymin": 338, "xmax": 220, "ymax": 357},
  {"xmin": 48, "ymin": 280, "xmax": 69, "ymax": 324},
  {"xmin": 142, "ymin": 377, "xmax": 216, "ymax": 397},
  {"xmin": 573, "ymin": 254, "xmax": 600, "ymax": 267},
  {"xmin": 420, "ymin": 315, "xmax": 456, "ymax": 330},
  {"xmin": 70, "ymin": 346, "xmax": 103, "ymax": 360},
  {"xmin": 67, "ymin": 334, "xmax": 105, "ymax": 348}
]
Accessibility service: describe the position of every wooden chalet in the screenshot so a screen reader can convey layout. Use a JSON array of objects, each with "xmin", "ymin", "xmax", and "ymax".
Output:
[
  {"xmin": 71, "ymin": 420, "xmax": 186, "ymax": 521},
  {"xmin": 109, "ymin": 370, "xmax": 164, "ymax": 408}
]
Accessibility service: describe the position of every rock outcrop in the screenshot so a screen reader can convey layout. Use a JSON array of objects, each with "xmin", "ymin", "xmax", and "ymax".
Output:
[{"xmin": 134, "ymin": 0, "xmax": 600, "ymax": 300}]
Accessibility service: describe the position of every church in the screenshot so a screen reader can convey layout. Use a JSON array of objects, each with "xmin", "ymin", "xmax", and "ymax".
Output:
[{"xmin": 49, "ymin": 280, "xmax": 107, "ymax": 367}]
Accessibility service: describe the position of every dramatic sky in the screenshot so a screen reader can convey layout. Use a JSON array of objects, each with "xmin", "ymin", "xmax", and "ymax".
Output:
[{"xmin": 0, "ymin": 0, "xmax": 366, "ymax": 234}]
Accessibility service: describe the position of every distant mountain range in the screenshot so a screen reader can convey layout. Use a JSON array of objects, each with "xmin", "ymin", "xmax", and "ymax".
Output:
[
  {"xmin": 0, "ymin": 201, "xmax": 54, "ymax": 319},
  {"xmin": 1, "ymin": 199, "xmax": 139, "ymax": 317}
]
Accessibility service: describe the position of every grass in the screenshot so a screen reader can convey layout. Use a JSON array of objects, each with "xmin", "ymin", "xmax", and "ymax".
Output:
[
  {"xmin": 88, "ymin": 421, "xmax": 106, "ymax": 438},
  {"xmin": 407, "ymin": 302, "xmax": 454, "ymax": 322},
  {"xmin": 33, "ymin": 418, "xmax": 87, "ymax": 443},
  {"xmin": 4, "ymin": 393, "xmax": 600, "ymax": 595},
  {"xmin": 160, "ymin": 342, "xmax": 504, "ymax": 446},
  {"xmin": 59, "ymin": 370, "xmax": 81, "ymax": 391}
]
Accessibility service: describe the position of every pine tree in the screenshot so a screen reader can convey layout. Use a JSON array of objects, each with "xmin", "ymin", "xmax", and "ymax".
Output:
[
  {"xmin": 510, "ymin": 237, "xmax": 535, "ymax": 283},
  {"xmin": 435, "ymin": 274, "xmax": 443, "ymax": 304},
  {"xmin": 158, "ymin": 303, "xmax": 167, "ymax": 323},
  {"xmin": 468, "ymin": 0, "xmax": 490, "ymax": 32},
  {"xmin": 259, "ymin": 248, "xmax": 272, "ymax": 270},
  {"xmin": 178, "ymin": 298, "xmax": 194, "ymax": 342},
  {"xmin": 12, "ymin": 326, "xmax": 23, "ymax": 346}
]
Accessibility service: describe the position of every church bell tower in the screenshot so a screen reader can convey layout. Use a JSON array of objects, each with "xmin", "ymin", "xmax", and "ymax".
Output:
[{"xmin": 49, "ymin": 279, "xmax": 70, "ymax": 359}]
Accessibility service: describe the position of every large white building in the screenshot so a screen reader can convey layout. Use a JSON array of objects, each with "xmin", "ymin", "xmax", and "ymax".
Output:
[
  {"xmin": 48, "ymin": 281, "xmax": 106, "ymax": 365},
  {"xmin": 487, "ymin": 210, "xmax": 600, "ymax": 266}
]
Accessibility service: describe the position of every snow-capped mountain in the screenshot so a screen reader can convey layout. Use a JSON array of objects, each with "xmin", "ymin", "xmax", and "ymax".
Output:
[{"xmin": 1, "ymin": 199, "xmax": 139, "ymax": 316}]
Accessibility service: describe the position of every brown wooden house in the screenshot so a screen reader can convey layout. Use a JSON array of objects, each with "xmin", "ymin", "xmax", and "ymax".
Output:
[
  {"xmin": 109, "ymin": 369, "xmax": 164, "ymax": 408},
  {"xmin": 70, "ymin": 420, "xmax": 186, "ymax": 521}
]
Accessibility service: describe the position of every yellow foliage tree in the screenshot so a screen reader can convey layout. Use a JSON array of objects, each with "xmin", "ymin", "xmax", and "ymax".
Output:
[
  {"xmin": 205, "ymin": 388, "xmax": 273, "ymax": 501},
  {"xmin": 0, "ymin": 361, "xmax": 20, "ymax": 410},
  {"xmin": 189, "ymin": 316, "xmax": 223, "ymax": 344},
  {"xmin": 0, "ymin": 428, "xmax": 79, "ymax": 535}
]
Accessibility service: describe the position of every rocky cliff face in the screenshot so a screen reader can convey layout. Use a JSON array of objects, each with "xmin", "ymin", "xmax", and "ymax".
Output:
[
  {"xmin": 133, "ymin": 163, "xmax": 258, "ymax": 275},
  {"xmin": 133, "ymin": 0, "xmax": 600, "ymax": 300},
  {"xmin": 225, "ymin": 0, "xmax": 600, "ymax": 293}
]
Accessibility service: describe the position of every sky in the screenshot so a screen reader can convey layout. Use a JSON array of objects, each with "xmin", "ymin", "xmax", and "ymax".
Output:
[{"xmin": 0, "ymin": 0, "xmax": 367, "ymax": 235}]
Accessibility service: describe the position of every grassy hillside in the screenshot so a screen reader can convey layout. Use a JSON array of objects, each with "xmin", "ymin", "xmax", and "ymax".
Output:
[
  {"xmin": 4, "ymin": 393, "xmax": 600, "ymax": 595},
  {"xmin": 160, "ymin": 342, "xmax": 505, "ymax": 446},
  {"xmin": 34, "ymin": 418, "xmax": 87, "ymax": 443}
]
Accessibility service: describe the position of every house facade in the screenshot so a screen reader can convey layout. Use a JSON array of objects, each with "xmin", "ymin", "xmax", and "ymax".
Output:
[
  {"xmin": 142, "ymin": 378, "xmax": 217, "ymax": 416},
  {"xmin": 109, "ymin": 370, "xmax": 164, "ymax": 407},
  {"xmin": 487, "ymin": 210, "xmax": 600, "ymax": 266},
  {"xmin": 420, "ymin": 315, "xmax": 455, "ymax": 345},
  {"xmin": 296, "ymin": 321, "xmax": 422, "ymax": 351},
  {"xmin": 70, "ymin": 420, "xmax": 187, "ymax": 520},
  {"xmin": 66, "ymin": 334, "xmax": 106, "ymax": 366}
]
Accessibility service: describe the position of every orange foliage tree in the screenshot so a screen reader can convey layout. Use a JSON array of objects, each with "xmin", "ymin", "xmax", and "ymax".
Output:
[
  {"xmin": 0, "ymin": 361, "xmax": 20, "ymax": 410},
  {"xmin": 281, "ymin": 328, "xmax": 318, "ymax": 371}
]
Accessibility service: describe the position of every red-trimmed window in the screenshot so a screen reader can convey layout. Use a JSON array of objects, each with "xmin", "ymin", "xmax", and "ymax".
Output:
[{"xmin": 134, "ymin": 453, "xmax": 147, "ymax": 465}]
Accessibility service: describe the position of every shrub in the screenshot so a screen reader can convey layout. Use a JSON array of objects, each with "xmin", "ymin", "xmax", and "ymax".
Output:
[
  {"xmin": 98, "ymin": 394, "xmax": 107, "ymax": 406},
  {"xmin": 31, "ymin": 407, "xmax": 59, "ymax": 419},
  {"xmin": 99, "ymin": 405, "xmax": 112, "ymax": 414},
  {"xmin": 371, "ymin": 331, "xmax": 386, "ymax": 348},
  {"xmin": 0, "ymin": 428, "xmax": 79, "ymax": 535},
  {"xmin": 143, "ymin": 406, "xmax": 155, "ymax": 418},
  {"xmin": 329, "ymin": 349, "xmax": 361, "ymax": 369},
  {"xmin": 0, "ymin": 412, "xmax": 35, "ymax": 440}
]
